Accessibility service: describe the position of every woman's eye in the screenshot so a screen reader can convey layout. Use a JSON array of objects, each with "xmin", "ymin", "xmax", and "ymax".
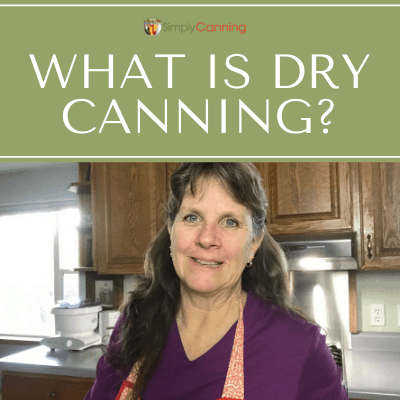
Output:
[
  {"xmin": 225, "ymin": 218, "xmax": 238, "ymax": 227},
  {"xmin": 184, "ymin": 215, "xmax": 199, "ymax": 223}
]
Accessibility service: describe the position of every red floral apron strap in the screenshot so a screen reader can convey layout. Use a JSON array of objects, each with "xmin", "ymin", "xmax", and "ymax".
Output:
[
  {"xmin": 217, "ymin": 298, "xmax": 245, "ymax": 400},
  {"xmin": 115, "ymin": 379, "xmax": 135, "ymax": 400},
  {"xmin": 116, "ymin": 298, "xmax": 245, "ymax": 400},
  {"xmin": 115, "ymin": 362, "xmax": 141, "ymax": 400}
]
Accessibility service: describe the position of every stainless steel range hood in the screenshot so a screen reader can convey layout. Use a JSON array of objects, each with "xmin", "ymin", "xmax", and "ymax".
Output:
[
  {"xmin": 274, "ymin": 233, "xmax": 358, "ymax": 350},
  {"xmin": 279, "ymin": 237, "xmax": 358, "ymax": 271}
]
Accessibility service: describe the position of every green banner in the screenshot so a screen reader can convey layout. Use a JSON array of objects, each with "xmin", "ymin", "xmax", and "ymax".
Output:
[{"xmin": 0, "ymin": 4, "xmax": 399, "ymax": 159}]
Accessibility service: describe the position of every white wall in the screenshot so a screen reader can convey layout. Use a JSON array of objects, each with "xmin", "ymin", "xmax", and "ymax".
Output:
[{"xmin": 357, "ymin": 271, "xmax": 400, "ymax": 332}]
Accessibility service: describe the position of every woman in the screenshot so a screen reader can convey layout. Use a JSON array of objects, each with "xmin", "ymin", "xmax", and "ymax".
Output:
[{"xmin": 85, "ymin": 162, "xmax": 347, "ymax": 400}]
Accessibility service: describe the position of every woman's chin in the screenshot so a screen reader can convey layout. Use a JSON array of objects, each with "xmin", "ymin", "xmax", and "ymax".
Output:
[{"xmin": 182, "ymin": 278, "xmax": 222, "ymax": 295}]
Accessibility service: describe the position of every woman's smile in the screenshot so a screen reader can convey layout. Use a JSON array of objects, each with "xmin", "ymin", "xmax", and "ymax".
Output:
[
  {"xmin": 189, "ymin": 256, "xmax": 224, "ymax": 268},
  {"xmin": 191, "ymin": 257, "xmax": 222, "ymax": 267}
]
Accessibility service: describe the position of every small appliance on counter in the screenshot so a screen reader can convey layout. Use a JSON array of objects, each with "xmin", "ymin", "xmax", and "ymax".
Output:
[
  {"xmin": 41, "ymin": 298, "xmax": 103, "ymax": 351},
  {"xmin": 99, "ymin": 310, "xmax": 121, "ymax": 345}
]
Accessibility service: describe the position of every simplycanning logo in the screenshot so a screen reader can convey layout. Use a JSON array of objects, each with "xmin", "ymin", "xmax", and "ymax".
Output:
[
  {"xmin": 144, "ymin": 18, "xmax": 162, "ymax": 36},
  {"xmin": 143, "ymin": 18, "xmax": 246, "ymax": 35},
  {"xmin": 163, "ymin": 22, "xmax": 246, "ymax": 35}
]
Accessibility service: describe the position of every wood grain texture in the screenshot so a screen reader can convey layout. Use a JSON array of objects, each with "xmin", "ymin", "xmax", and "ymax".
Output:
[
  {"xmin": 349, "ymin": 163, "xmax": 361, "ymax": 333},
  {"xmin": 275, "ymin": 163, "xmax": 333, "ymax": 215},
  {"xmin": 92, "ymin": 163, "xmax": 168, "ymax": 274},
  {"xmin": 350, "ymin": 163, "xmax": 362, "ymax": 269},
  {"xmin": 349, "ymin": 270, "xmax": 358, "ymax": 333},
  {"xmin": 360, "ymin": 163, "xmax": 400, "ymax": 270},
  {"xmin": 257, "ymin": 163, "xmax": 353, "ymax": 234},
  {"xmin": 2, "ymin": 371, "xmax": 94, "ymax": 400},
  {"xmin": 380, "ymin": 163, "xmax": 400, "ymax": 249}
]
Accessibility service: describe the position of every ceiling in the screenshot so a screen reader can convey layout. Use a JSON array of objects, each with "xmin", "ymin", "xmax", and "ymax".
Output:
[{"xmin": 0, "ymin": 162, "xmax": 76, "ymax": 173}]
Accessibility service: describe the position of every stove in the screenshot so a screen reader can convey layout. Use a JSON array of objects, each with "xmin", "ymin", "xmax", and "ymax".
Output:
[
  {"xmin": 328, "ymin": 343, "xmax": 343, "ymax": 368},
  {"xmin": 328, "ymin": 343, "xmax": 348, "ymax": 394}
]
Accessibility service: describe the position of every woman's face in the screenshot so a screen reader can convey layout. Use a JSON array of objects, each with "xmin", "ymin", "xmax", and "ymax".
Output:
[{"xmin": 168, "ymin": 178, "xmax": 262, "ymax": 296}]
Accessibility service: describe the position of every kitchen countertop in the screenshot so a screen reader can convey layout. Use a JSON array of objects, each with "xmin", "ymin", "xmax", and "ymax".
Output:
[
  {"xmin": 0, "ymin": 345, "xmax": 102, "ymax": 379},
  {"xmin": 346, "ymin": 349, "xmax": 400, "ymax": 400},
  {"xmin": 1, "ymin": 338, "xmax": 400, "ymax": 399}
]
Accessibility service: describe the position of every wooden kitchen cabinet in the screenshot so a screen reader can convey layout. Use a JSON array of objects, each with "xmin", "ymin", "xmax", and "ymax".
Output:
[
  {"xmin": 254, "ymin": 162, "xmax": 354, "ymax": 235},
  {"xmin": 88, "ymin": 162, "xmax": 360, "ymax": 274},
  {"xmin": 2, "ymin": 370, "xmax": 94, "ymax": 400},
  {"xmin": 359, "ymin": 163, "xmax": 400, "ymax": 270},
  {"xmin": 91, "ymin": 163, "xmax": 169, "ymax": 274}
]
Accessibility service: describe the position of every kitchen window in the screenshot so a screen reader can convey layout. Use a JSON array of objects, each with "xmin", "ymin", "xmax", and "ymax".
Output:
[{"xmin": 0, "ymin": 207, "xmax": 80, "ymax": 338}]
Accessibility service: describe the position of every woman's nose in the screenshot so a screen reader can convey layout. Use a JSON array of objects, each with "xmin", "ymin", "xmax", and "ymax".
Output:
[{"xmin": 196, "ymin": 222, "xmax": 221, "ymax": 249}]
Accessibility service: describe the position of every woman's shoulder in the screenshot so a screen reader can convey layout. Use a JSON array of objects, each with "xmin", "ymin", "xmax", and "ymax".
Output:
[{"xmin": 246, "ymin": 290, "xmax": 318, "ymax": 342}]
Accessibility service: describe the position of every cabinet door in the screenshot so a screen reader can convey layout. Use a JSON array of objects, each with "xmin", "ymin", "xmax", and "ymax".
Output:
[
  {"xmin": 92, "ymin": 163, "xmax": 168, "ymax": 274},
  {"xmin": 255, "ymin": 163, "xmax": 353, "ymax": 235},
  {"xmin": 2, "ymin": 371, "xmax": 94, "ymax": 400},
  {"xmin": 360, "ymin": 163, "xmax": 400, "ymax": 270}
]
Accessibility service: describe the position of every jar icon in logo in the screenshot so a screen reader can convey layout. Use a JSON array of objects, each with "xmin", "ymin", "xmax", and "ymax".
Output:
[{"xmin": 144, "ymin": 18, "xmax": 162, "ymax": 36}]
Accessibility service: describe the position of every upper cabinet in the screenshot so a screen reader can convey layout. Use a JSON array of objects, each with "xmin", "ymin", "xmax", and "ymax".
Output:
[
  {"xmin": 360, "ymin": 163, "xmax": 400, "ymax": 270},
  {"xmin": 86, "ymin": 161, "xmax": 400, "ymax": 275},
  {"xmin": 255, "ymin": 163, "xmax": 354, "ymax": 235},
  {"xmin": 92, "ymin": 163, "xmax": 168, "ymax": 274}
]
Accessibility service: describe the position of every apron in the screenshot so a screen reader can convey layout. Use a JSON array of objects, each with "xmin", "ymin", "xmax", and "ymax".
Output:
[{"xmin": 115, "ymin": 299, "xmax": 245, "ymax": 400}]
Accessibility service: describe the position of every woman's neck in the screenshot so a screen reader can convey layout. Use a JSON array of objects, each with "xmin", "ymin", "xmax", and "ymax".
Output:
[{"xmin": 176, "ymin": 285, "xmax": 247, "ymax": 332}]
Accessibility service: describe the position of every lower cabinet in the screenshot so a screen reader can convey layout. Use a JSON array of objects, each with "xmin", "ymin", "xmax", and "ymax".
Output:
[{"xmin": 2, "ymin": 370, "xmax": 94, "ymax": 400}]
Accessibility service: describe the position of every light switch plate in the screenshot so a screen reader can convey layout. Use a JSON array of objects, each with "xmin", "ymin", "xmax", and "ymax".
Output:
[{"xmin": 370, "ymin": 304, "xmax": 385, "ymax": 326}]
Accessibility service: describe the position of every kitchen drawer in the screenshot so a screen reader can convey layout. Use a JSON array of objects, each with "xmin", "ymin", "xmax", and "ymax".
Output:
[{"xmin": 2, "ymin": 370, "xmax": 94, "ymax": 400}]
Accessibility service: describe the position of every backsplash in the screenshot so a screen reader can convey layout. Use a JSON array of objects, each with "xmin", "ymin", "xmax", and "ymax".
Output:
[
  {"xmin": 124, "ymin": 271, "xmax": 400, "ymax": 333},
  {"xmin": 123, "ymin": 275, "xmax": 139, "ymax": 303},
  {"xmin": 357, "ymin": 271, "xmax": 400, "ymax": 333}
]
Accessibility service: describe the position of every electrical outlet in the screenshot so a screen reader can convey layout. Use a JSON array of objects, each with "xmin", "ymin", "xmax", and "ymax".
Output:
[{"xmin": 370, "ymin": 304, "xmax": 385, "ymax": 326}]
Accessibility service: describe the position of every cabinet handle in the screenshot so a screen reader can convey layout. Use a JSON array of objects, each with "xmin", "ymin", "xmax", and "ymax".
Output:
[
  {"xmin": 367, "ymin": 234, "xmax": 373, "ymax": 259},
  {"xmin": 49, "ymin": 391, "xmax": 57, "ymax": 398}
]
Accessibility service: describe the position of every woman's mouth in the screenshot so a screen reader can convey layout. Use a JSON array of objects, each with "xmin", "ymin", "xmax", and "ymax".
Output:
[{"xmin": 190, "ymin": 257, "xmax": 223, "ymax": 267}]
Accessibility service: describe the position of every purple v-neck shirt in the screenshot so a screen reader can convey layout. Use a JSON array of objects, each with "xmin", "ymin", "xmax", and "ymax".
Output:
[{"xmin": 85, "ymin": 291, "xmax": 348, "ymax": 400}]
